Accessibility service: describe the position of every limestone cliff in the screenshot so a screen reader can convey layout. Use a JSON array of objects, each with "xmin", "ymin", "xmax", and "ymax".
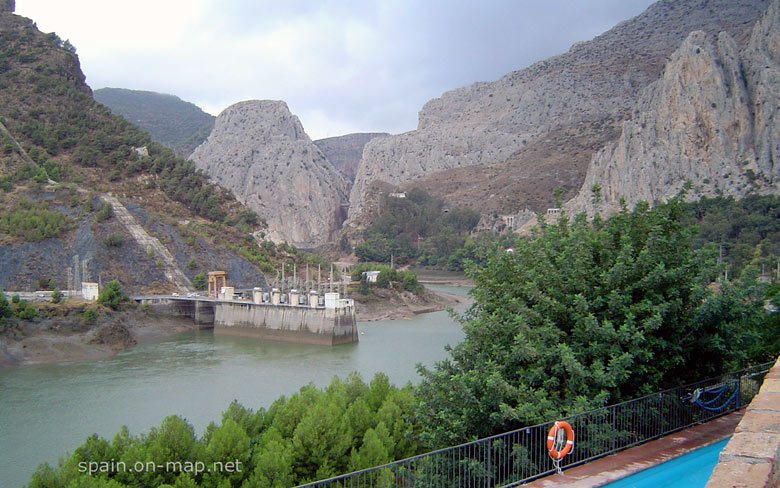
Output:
[
  {"xmin": 347, "ymin": 0, "xmax": 769, "ymax": 224},
  {"xmin": 189, "ymin": 100, "xmax": 349, "ymax": 248},
  {"xmin": 568, "ymin": 0, "xmax": 780, "ymax": 215},
  {"xmin": 313, "ymin": 133, "xmax": 388, "ymax": 183}
]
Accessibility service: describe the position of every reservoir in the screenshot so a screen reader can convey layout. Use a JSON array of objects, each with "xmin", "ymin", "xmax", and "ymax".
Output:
[{"xmin": 0, "ymin": 285, "xmax": 469, "ymax": 488}]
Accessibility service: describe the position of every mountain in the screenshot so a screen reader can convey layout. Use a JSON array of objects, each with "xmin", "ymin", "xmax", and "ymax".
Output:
[
  {"xmin": 94, "ymin": 88, "xmax": 215, "ymax": 157},
  {"xmin": 346, "ymin": 0, "xmax": 771, "ymax": 226},
  {"xmin": 189, "ymin": 100, "xmax": 349, "ymax": 248},
  {"xmin": 569, "ymin": 0, "xmax": 780, "ymax": 215},
  {"xmin": 0, "ymin": 10, "xmax": 275, "ymax": 292},
  {"xmin": 313, "ymin": 133, "xmax": 389, "ymax": 183}
]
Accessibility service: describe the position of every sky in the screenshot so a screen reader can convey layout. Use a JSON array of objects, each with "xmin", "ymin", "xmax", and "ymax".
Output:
[{"xmin": 16, "ymin": 0, "xmax": 656, "ymax": 140}]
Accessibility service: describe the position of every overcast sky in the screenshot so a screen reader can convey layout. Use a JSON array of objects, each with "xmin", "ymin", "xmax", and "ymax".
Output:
[{"xmin": 17, "ymin": 0, "xmax": 655, "ymax": 140}]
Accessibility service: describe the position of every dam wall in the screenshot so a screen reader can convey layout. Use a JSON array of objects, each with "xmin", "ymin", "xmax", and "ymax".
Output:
[
  {"xmin": 136, "ymin": 297, "xmax": 216, "ymax": 329},
  {"xmin": 214, "ymin": 301, "xmax": 358, "ymax": 346},
  {"xmin": 134, "ymin": 296, "xmax": 359, "ymax": 345}
]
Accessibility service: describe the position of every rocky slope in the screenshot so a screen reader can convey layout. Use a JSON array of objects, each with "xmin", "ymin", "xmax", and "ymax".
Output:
[
  {"xmin": 347, "ymin": 0, "xmax": 770, "ymax": 225},
  {"xmin": 189, "ymin": 100, "xmax": 349, "ymax": 248},
  {"xmin": 313, "ymin": 133, "xmax": 389, "ymax": 183},
  {"xmin": 94, "ymin": 88, "xmax": 215, "ymax": 157},
  {"xmin": 568, "ymin": 0, "xmax": 780, "ymax": 214}
]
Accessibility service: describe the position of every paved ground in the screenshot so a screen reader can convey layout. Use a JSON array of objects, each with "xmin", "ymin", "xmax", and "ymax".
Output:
[{"xmin": 522, "ymin": 411, "xmax": 742, "ymax": 487}]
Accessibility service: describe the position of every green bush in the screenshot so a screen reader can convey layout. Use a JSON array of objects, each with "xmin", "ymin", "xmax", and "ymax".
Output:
[
  {"xmin": 16, "ymin": 300, "xmax": 39, "ymax": 320},
  {"xmin": 103, "ymin": 233, "xmax": 123, "ymax": 247},
  {"xmin": 94, "ymin": 202, "xmax": 113, "ymax": 222},
  {"xmin": 97, "ymin": 280, "xmax": 127, "ymax": 310},
  {"xmin": 83, "ymin": 307, "xmax": 98, "ymax": 323},
  {"xmin": 51, "ymin": 288, "xmax": 62, "ymax": 304},
  {"xmin": 192, "ymin": 272, "xmax": 207, "ymax": 290}
]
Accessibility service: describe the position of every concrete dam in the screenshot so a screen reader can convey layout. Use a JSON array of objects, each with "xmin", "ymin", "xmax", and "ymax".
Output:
[{"xmin": 135, "ymin": 291, "xmax": 359, "ymax": 346}]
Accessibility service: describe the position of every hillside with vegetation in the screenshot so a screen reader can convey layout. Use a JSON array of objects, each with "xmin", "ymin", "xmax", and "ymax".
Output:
[
  {"xmin": 0, "ymin": 11, "xmax": 324, "ymax": 293},
  {"xmin": 348, "ymin": 187, "xmax": 511, "ymax": 271},
  {"xmin": 94, "ymin": 88, "xmax": 215, "ymax": 157}
]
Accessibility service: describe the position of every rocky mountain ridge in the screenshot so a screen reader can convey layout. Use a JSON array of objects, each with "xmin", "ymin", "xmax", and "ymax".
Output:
[
  {"xmin": 313, "ymin": 132, "xmax": 389, "ymax": 183},
  {"xmin": 189, "ymin": 100, "xmax": 349, "ymax": 248},
  {"xmin": 347, "ymin": 0, "xmax": 771, "ymax": 225},
  {"xmin": 568, "ymin": 0, "xmax": 780, "ymax": 214}
]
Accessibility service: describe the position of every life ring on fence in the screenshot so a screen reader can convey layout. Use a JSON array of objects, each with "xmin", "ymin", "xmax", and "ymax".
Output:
[{"xmin": 547, "ymin": 421, "xmax": 574, "ymax": 460}]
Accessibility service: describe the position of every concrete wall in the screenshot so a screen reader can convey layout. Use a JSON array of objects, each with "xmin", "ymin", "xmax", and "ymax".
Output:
[
  {"xmin": 138, "ymin": 297, "xmax": 215, "ymax": 329},
  {"xmin": 214, "ymin": 301, "xmax": 359, "ymax": 346},
  {"xmin": 707, "ymin": 357, "xmax": 780, "ymax": 488}
]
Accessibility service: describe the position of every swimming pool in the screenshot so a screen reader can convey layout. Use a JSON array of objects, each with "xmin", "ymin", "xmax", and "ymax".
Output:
[{"xmin": 602, "ymin": 437, "xmax": 729, "ymax": 488}]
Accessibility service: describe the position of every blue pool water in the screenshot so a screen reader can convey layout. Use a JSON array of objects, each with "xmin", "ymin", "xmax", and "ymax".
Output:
[{"xmin": 602, "ymin": 437, "xmax": 729, "ymax": 488}]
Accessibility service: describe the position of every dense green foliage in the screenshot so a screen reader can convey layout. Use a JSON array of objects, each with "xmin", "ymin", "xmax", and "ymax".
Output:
[
  {"xmin": 93, "ymin": 88, "xmax": 215, "ymax": 157},
  {"xmin": 97, "ymin": 280, "xmax": 128, "ymax": 310},
  {"xmin": 415, "ymin": 198, "xmax": 774, "ymax": 447},
  {"xmin": 29, "ymin": 373, "xmax": 420, "ymax": 487},
  {"xmin": 0, "ymin": 199, "xmax": 70, "ymax": 241},
  {"xmin": 350, "ymin": 263, "xmax": 422, "ymax": 292},
  {"xmin": 681, "ymin": 195, "xmax": 780, "ymax": 278},
  {"xmin": 355, "ymin": 189, "xmax": 483, "ymax": 269}
]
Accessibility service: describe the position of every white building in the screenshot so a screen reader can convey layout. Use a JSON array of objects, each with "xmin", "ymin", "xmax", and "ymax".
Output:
[
  {"xmin": 81, "ymin": 282, "xmax": 99, "ymax": 301},
  {"xmin": 362, "ymin": 271, "xmax": 381, "ymax": 283}
]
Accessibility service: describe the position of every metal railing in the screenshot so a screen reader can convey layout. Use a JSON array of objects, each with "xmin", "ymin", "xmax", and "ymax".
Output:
[{"xmin": 296, "ymin": 362, "xmax": 772, "ymax": 488}]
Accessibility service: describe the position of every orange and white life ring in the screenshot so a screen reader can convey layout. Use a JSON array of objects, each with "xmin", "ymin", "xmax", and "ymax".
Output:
[{"xmin": 547, "ymin": 421, "xmax": 574, "ymax": 460}]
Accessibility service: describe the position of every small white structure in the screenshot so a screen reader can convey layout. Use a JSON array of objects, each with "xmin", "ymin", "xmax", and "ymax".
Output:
[
  {"xmin": 389, "ymin": 192, "xmax": 406, "ymax": 199},
  {"xmin": 271, "ymin": 288, "xmax": 281, "ymax": 305},
  {"xmin": 362, "ymin": 271, "xmax": 380, "ymax": 283},
  {"xmin": 81, "ymin": 282, "xmax": 99, "ymax": 301},
  {"xmin": 324, "ymin": 292, "xmax": 353, "ymax": 310},
  {"xmin": 324, "ymin": 292, "xmax": 340, "ymax": 309},
  {"xmin": 252, "ymin": 287, "xmax": 263, "ymax": 304},
  {"xmin": 220, "ymin": 286, "xmax": 235, "ymax": 300},
  {"xmin": 290, "ymin": 289, "xmax": 300, "ymax": 306},
  {"xmin": 308, "ymin": 291, "xmax": 320, "ymax": 308}
]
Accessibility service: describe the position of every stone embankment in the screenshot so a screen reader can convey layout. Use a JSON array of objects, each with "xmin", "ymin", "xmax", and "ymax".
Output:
[{"xmin": 707, "ymin": 357, "xmax": 780, "ymax": 488}]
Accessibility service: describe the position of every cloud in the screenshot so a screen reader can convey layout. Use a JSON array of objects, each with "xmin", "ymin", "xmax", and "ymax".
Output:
[{"xmin": 16, "ymin": 0, "xmax": 655, "ymax": 140}]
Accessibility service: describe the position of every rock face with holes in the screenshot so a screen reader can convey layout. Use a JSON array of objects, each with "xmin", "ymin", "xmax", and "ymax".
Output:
[
  {"xmin": 190, "ymin": 100, "xmax": 349, "ymax": 248},
  {"xmin": 568, "ymin": 0, "xmax": 780, "ymax": 215},
  {"xmin": 346, "ymin": 0, "xmax": 771, "ymax": 225}
]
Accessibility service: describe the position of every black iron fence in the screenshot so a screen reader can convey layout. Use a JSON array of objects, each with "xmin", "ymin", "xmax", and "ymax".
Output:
[{"xmin": 296, "ymin": 362, "xmax": 772, "ymax": 488}]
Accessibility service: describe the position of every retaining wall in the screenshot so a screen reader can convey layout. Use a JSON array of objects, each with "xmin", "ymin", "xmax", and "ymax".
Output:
[
  {"xmin": 707, "ymin": 357, "xmax": 780, "ymax": 488},
  {"xmin": 213, "ymin": 301, "xmax": 359, "ymax": 346}
]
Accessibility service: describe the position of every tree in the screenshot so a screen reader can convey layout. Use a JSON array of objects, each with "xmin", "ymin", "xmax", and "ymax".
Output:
[
  {"xmin": 51, "ymin": 287, "xmax": 62, "ymax": 303},
  {"xmin": 192, "ymin": 272, "xmax": 207, "ymax": 291},
  {"xmin": 0, "ymin": 292, "xmax": 13, "ymax": 326},
  {"xmin": 415, "ymin": 198, "xmax": 772, "ymax": 448},
  {"xmin": 98, "ymin": 280, "xmax": 127, "ymax": 310}
]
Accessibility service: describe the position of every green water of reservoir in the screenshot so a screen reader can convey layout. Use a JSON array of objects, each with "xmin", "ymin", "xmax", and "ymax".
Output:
[{"xmin": 0, "ymin": 285, "xmax": 469, "ymax": 488}]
